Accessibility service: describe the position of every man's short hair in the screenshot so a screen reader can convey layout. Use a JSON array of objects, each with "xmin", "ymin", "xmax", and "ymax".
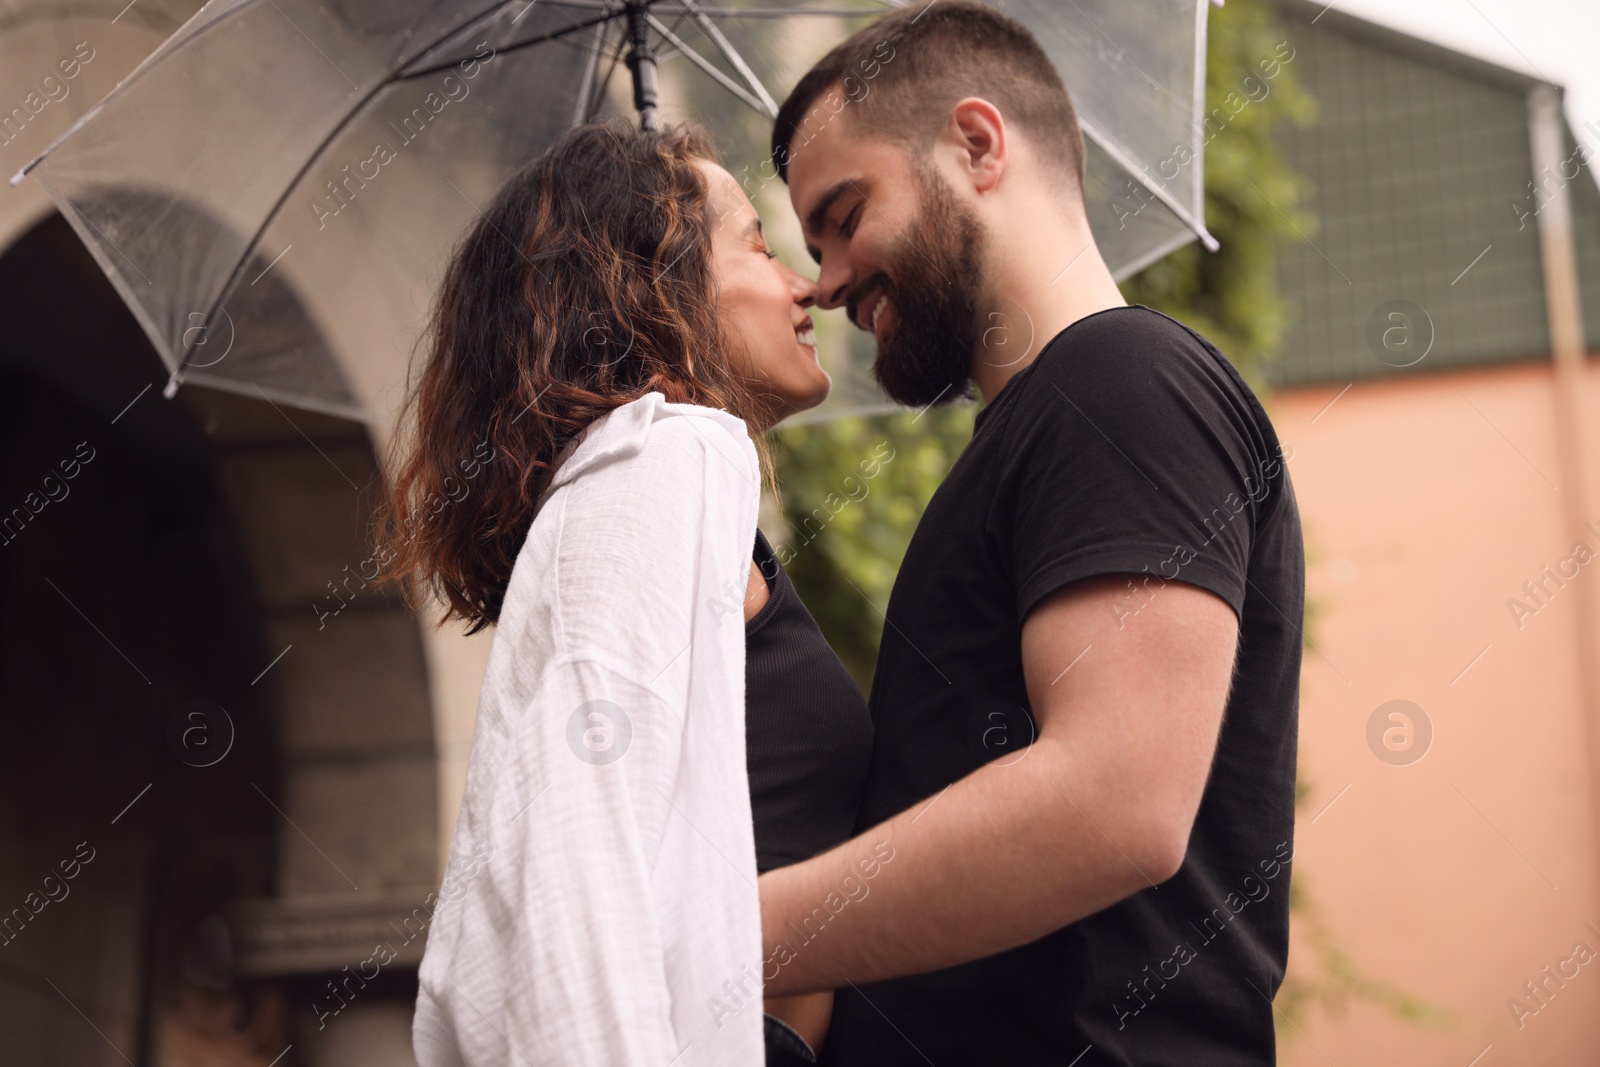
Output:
[{"xmin": 771, "ymin": 1, "xmax": 1087, "ymax": 195}]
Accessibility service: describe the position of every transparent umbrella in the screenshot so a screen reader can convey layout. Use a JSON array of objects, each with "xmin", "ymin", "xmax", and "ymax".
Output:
[
  {"xmin": 0, "ymin": 1, "xmax": 206, "ymax": 174},
  {"xmin": 13, "ymin": 0, "xmax": 1217, "ymax": 427}
]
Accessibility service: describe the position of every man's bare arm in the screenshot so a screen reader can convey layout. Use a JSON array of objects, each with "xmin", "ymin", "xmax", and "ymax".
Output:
[{"xmin": 758, "ymin": 574, "xmax": 1238, "ymax": 996}]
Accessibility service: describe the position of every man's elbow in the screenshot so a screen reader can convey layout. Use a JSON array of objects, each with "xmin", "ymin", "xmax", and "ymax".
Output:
[{"xmin": 1123, "ymin": 805, "xmax": 1195, "ymax": 887}]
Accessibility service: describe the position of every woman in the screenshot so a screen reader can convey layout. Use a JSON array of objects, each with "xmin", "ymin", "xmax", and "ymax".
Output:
[{"xmin": 376, "ymin": 121, "xmax": 872, "ymax": 1067}]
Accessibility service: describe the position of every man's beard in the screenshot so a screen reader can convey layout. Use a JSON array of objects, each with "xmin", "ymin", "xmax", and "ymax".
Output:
[{"xmin": 866, "ymin": 160, "xmax": 987, "ymax": 409}]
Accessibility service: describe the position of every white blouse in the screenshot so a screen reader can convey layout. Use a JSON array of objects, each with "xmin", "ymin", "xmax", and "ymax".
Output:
[{"xmin": 413, "ymin": 392, "xmax": 765, "ymax": 1066}]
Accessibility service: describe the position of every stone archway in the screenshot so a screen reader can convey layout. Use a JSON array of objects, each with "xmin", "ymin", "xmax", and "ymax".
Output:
[{"xmin": 0, "ymin": 212, "xmax": 440, "ymax": 1067}]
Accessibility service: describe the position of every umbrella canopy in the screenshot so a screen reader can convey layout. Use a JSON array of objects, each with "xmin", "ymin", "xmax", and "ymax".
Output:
[
  {"xmin": 0, "ymin": 1, "xmax": 204, "ymax": 194},
  {"xmin": 14, "ymin": 0, "xmax": 1216, "ymax": 427}
]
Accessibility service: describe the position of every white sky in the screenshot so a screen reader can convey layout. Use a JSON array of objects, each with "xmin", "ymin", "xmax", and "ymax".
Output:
[{"xmin": 1324, "ymin": 0, "xmax": 1600, "ymax": 171}]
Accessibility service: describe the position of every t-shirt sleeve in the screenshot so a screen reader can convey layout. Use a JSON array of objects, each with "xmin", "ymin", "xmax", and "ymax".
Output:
[{"xmin": 991, "ymin": 311, "xmax": 1288, "ymax": 624}]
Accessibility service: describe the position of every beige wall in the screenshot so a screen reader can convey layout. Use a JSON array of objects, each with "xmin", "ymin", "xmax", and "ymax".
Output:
[{"xmin": 1271, "ymin": 358, "xmax": 1600, "ymax": 1064}]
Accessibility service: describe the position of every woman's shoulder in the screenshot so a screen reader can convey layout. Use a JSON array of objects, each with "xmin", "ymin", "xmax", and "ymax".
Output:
[
  {"xmin": 549, "ymin": 391, "xmax": 756, "ymax": 494},
  {"xmin": 504, "ymin": 394, "xmax": 762, "ymax": 663}
]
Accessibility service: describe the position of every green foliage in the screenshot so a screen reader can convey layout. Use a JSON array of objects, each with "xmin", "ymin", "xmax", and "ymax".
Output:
[
  {"xmin": 1121, "ymin": 0, "xmax": 1317, "ymax": 388},
  {"xmin": 771, "ymin": 404, "xmax": 974, "ymax": 689},
  {"xmin": 1274, "ymin": 870, "xmax": 1457, "ymax": 1033}
]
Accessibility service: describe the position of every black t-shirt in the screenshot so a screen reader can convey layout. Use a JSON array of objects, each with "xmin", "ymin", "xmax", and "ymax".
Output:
[
  {"xmin": 819, "ymin": 306, "xmax": 1304, "ymax": 1067},
  {"xmin": 746, "ymin": 528, "xmax": 875, "ymax": 874}
]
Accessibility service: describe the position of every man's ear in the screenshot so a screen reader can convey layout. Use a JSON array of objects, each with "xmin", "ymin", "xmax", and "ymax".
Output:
[{"xmin": 947, "ymin": 97, "xmax": 1007, "ymax": 194}]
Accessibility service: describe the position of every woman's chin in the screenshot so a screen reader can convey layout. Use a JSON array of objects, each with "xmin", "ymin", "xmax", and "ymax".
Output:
[
  {"xmin": 790, "ymin": 373, "xmax": 833, "ymax": 421},
  {"xmin": 750, "ymin": 379, "xmax": 828, "ymax": 432}
]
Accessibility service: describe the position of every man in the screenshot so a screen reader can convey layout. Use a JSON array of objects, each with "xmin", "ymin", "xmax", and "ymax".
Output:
[{"xmin": 756, "ymin": 3, "xmax": 1305, "ymax": 1064}]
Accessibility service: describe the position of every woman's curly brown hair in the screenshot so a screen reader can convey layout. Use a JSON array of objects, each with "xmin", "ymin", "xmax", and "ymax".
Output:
[{"xmin": 374, "ymin": 121, "xmax": 775, "ymax": 635}]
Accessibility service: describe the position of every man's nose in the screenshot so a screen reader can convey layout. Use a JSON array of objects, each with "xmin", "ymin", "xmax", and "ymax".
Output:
[{"xmin": 814, "ymin": 255, "xmax": 851, "ymax": 311}]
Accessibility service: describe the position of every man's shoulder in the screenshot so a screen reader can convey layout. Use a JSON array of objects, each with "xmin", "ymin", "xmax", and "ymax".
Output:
[
  {"xmin": 984, "ymin": 307, "xmax": 1228, "ymax": 437},
  {"xmin": 1008, "ymin": 305, "xmax": 1277, "ymax": 445},
  {"xmin": 983, "ymin": 306, "xmax": 1292, "ymax": 519},
  {"xmin": 1030, "ymin": 305, "xmax": 1227, "ymax": 391}
]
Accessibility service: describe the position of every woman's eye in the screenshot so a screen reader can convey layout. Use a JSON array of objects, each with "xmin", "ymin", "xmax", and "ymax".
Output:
[{"xmin": 764, "ymin": 247, "xmax": 778, "ymax": 260}]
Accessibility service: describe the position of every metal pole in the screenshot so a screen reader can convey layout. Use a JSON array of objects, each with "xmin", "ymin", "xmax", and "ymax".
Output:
[
  {"xmin": 625, "ymin": 2, "xmax": 659, "ymax": 132},
  {"xmin": 1528, "ymin": 83, "xmax": 1600, "ymax": 899}
]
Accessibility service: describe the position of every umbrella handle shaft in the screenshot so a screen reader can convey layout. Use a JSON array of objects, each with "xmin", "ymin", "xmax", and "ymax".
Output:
[{"xmin": 625, "ymin": 3, "xmax": 659, "ymax": 131}]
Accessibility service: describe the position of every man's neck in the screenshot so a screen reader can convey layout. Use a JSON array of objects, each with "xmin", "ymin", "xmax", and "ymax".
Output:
[{"xmin": 969, "ymin": 219, "xmax": 1127, "ymax": 405}]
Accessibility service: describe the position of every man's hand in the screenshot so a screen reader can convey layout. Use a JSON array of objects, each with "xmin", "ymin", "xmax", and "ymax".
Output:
[{"xmin": 758, "ymin": 573, "xmax": 1238, "ymax": 996}]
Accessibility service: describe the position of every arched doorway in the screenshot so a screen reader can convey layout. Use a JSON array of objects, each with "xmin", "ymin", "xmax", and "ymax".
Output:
[{"xmin": 0, "ymin": 213, "xmax": 438, "ymax": 1067}]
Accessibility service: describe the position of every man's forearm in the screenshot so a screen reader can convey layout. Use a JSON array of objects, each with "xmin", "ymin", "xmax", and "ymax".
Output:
[{"xmin": 758, "ymin": 736, "xmax": 1175, "ymax": 997}]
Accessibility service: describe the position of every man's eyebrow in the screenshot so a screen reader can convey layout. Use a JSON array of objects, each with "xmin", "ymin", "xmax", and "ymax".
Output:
[{"xmin": 803, "ymin": 178, "xmax": 857, "ymax": 238}]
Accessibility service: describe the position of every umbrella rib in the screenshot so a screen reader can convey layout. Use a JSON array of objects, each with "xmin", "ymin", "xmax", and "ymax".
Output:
[
  {"xmin": 652, "ymin": 6, "xmax": 901, "ymax": 14},
  {"xmin": 568, "ymin": 19, "xmax": 611, "ymax": 127},
  {"xmin": 398, "ymin": 8, "xmax": 621, "ymax": 81},
  {"xmin": 1080, "ymin": 114, "xmax": 1215, "ymax": 249},
  {"xmin": 643, "ymin": 13, "xmax": 770, "ymax": 117},
  {"xmin": 648, "ymin": 8, "xmax": 694, "ymax": 62},
  {"xmin": 174, "ymin": 5, "xmax": 615, "ymax": 385},
  {"xmin": 579, "ymin": 21, "xmax": 630, "ymax": 124},
  {"xmin": 662, "ymin": 0, "xmax": 779, "ymax": 117}
]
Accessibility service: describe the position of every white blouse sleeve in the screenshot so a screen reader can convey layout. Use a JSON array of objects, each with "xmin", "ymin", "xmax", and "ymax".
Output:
[{"xmin": 414, "ymin": 407, "xmax": 764, "ymax": 1067}]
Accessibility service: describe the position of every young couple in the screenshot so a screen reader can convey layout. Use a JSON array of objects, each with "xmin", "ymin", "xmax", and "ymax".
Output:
[{"xmin": 387, "ymin": 3, "xmax": 1304, "ymax": 1065}]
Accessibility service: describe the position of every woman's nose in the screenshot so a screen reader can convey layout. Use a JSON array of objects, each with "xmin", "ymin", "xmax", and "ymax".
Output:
[{"xmin": 786, "ymin": 262, "xmax": 820, "ymax": 310}]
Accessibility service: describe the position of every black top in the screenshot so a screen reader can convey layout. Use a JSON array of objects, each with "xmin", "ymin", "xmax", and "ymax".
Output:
[
  {"xmin": 819, "ymin": 307, "xmax": 1304, "ymax": 1067},
  {"xmin": 745, "ymin": 528, "xmax": 874, "ymax": 874}
]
